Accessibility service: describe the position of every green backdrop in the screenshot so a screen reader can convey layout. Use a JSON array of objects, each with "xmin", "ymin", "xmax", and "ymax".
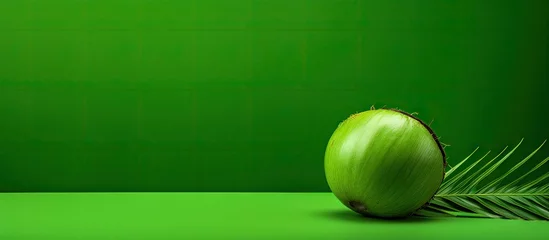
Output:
[{"xmin": 1, "ymin": 0, "xmax": 548, "ymax": 192}]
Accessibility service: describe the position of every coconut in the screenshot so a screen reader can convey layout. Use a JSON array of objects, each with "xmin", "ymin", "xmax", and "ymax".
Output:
[{"xmin": 324, "ymin": 108, "xmax": 447, "ymax": 219}]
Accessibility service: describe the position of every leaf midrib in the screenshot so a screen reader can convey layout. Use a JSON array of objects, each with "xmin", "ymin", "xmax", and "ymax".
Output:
[{"xmin": 436, "ymin": 193, "xmax": 549, "ymax": 197}]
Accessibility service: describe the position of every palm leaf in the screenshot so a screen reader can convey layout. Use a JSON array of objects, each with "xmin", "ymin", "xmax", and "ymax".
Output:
[{"xmin": 415, "ymin": 138, "xmax": 549, "ymax": 220}]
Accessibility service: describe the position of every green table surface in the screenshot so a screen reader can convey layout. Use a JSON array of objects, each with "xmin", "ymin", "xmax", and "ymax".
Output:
[{"xmin": 1, "ymin": 193, "xmax": 548, "ymax": 240}]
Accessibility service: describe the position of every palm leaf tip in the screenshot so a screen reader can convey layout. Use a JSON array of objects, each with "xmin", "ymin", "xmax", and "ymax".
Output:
[{"xmin": 418, "ymin": 139, "xmax": 549, "ymax": 221}]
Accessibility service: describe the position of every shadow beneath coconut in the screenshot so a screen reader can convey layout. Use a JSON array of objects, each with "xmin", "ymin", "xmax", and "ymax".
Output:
[{"xmin": 316, "ymin": 209, "xmax": 444, "ymax": 224}]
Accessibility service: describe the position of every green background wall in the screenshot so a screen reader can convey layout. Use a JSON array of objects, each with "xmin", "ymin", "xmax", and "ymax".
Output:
[{"xmin": 1, "ymin": 0, "xmax": 548, "ymax": 192}]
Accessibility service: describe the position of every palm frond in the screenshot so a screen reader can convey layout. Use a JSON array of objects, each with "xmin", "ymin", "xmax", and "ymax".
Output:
[{"xmin": 415, "ymin": 138, "xmax": 549, "ymax": 220}]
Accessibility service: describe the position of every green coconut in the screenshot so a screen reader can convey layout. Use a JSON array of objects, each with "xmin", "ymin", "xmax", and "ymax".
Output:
[{"xmin": 324, "ymin": 108, "xmax": 447, "ymax": 218}]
